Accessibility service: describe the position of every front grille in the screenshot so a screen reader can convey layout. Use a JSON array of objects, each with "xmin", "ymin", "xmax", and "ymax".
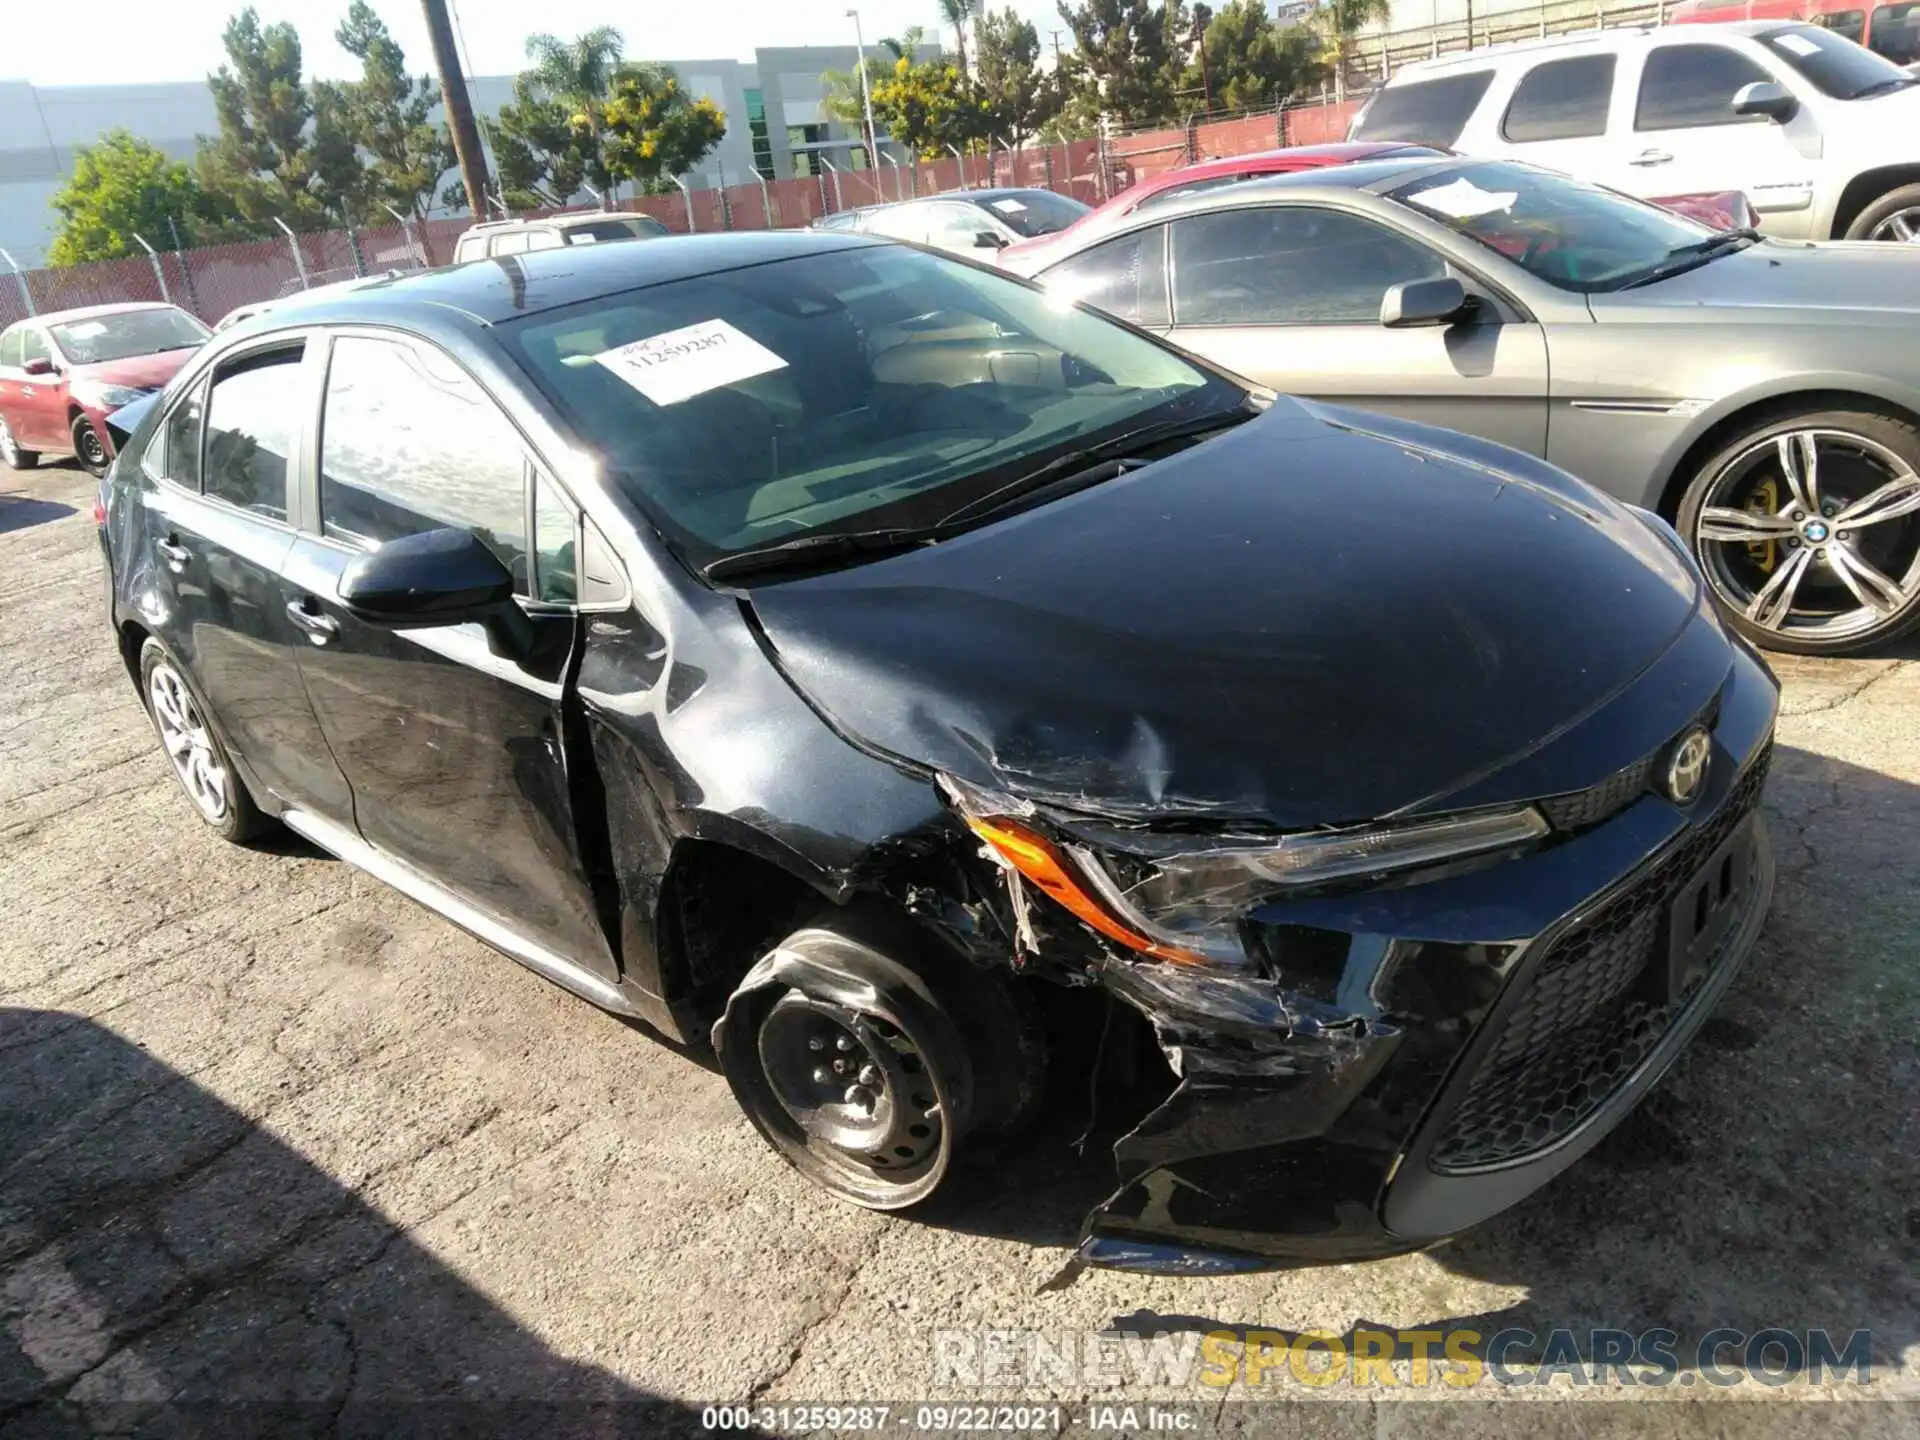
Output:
[{"xmin": 1429, "ymin": 746, "xmax": 1771, "ymax": 1174}]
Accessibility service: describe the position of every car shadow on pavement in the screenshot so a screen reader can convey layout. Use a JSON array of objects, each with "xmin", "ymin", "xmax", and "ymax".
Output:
[
  {"xmin": 0, "ymin": 496, "xmax": 77, "ymax": 536},
  {"xmin": 926, "ymin": 745, "xmax": 1919, "ymax": 1381},
  {"xmin": 0, "ymin": 1010, "xmax": 737, "ymax": 1438}
]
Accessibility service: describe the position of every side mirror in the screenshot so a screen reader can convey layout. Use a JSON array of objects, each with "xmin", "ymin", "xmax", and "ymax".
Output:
[
  {"xmin": 1732, "ymin": 81, "xmax": 1798, "ymax": 124},
  {"xmin": 338, "ymin": 527, "xmax": 533, "ymax": 653},
  {"xmin": 973, "ymin": 230, "xmax": 1008, "ymax": 249},
  {"xmin": 22, "ymin": 357, "xmax": 55, "ymax": 377},
  {"xmin": 1380, "ymin": 276, "xmax": 1472, "ymax": 328}
]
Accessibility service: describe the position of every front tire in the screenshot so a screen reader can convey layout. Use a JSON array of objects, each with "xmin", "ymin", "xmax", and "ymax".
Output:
[
  {"xmin": 0, "ymin": 415, "xmax": 37, "ymax": 470},
  {"xmin": 1843, "ymin": 183, "xmax": 1920, "ymax": 243},
  {"xmin": 139, "ymin": 639, "xmax": 271, "ymax": 843},
  {"xmin": 71, "ymin": 414, "xmax": 110, "ymax": 478},
  {"xmin": 1676, "ymin": 407, "xmax": 1920, "ymax": 655}
]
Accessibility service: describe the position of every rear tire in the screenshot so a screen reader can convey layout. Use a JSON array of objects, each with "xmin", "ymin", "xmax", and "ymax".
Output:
[
  {"xmin": 0, "ymin": 415, "xmax": 37, "ymax": 470},
  {"xmin": 1842, "ymin": 183, "xmax": 1920, "ymax": 243},
  {"xmin": 1676, "ymin": 406, "xmax": 1920, "ymax": 655},
  {"xmin": 138, "ymin": 639, "xmax": 272, "ymax": 844},
  {"xmin": 71, "ymin": 414, "xmax": 110, "ymax": 478}
]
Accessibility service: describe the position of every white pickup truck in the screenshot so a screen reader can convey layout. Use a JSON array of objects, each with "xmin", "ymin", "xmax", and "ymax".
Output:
[{"xmin": 1350, "ymin": 21, "xmax": 1920, "ymax": 242}]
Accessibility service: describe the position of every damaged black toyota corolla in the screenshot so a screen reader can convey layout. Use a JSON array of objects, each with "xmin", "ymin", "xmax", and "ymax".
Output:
[{"xmin": 100, "ymin": 232, "xmax": 1776, "ymax": 1274}]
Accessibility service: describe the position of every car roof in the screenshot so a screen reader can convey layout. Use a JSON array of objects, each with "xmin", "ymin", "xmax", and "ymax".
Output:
[
  {"xmin": 1205, "ymin": 155, "xmax": 1460, "ymax": 198},
  {"xmin": 1384, "ymin": 18, "xmax": 1787, "ymax": 78},
  {"xmin": 265, "ymin": 230, "xmax": 878, "ymax": 329},
  {"xmin": 1141, "ymin": 141, "xmax": 1429, "ymax": 188},
  {"xmin": 7, "ymin": 301, "xmax": 176, "ymax": 331}
]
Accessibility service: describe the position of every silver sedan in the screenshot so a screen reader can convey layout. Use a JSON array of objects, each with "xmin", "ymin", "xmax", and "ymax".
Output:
[{"xmin": 1008, "ymin": 156, "xmax": 1920, "ymax": 656}]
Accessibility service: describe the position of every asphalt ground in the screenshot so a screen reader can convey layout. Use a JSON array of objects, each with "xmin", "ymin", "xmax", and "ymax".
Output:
[{"xmin": 1, "ymin": 460, "xmax": 1914, "ymax": 1438}]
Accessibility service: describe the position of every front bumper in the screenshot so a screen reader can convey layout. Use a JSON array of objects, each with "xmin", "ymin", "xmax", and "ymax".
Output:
[{"xmin": 1077, "ymin": 617, "xmax": 1778, "ymax": 1271}]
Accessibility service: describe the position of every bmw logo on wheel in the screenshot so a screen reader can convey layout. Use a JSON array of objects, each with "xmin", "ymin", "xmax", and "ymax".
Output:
[{"xmin": 1663, "ymin": 726, "xmax": 1713, "ymax": 806}]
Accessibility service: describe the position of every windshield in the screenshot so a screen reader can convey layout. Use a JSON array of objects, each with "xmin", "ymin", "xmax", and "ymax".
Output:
[
  {"xmin": 1390, "ymin": 161, "xmax": 1732, "ymax": 292},
  {"xmin": 498, "ymin": 243, "xmax": 1236, "ymax": 569},
  {"xmin": 1755, "ymin": 23, "xmax": 1917, "ymax": 95},
  {"xmin": 50, "ymin": 308, "xmax": 209, "ymax": 365},
  {"xmin": 972, "ymin": 191, "xmax": 1091, "ymax": 237}
]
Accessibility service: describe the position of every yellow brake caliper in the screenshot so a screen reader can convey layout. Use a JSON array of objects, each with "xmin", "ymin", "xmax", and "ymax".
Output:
[{"xmin": 1747, "ymin": 477, "xmax": 1780, "ymax": 575}]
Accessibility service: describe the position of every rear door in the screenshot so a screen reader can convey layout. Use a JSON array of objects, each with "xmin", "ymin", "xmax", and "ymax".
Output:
[
  {"xmin": 1602, "ymin": 38, "xmax": 1822, "ymax": 236},
  {"xmin": 280, "ymin": 330, "xmax": 618, "ymax": 982},
  {"xmin": 135, "ymin": 337, "xmax": 356, "ymax": 819},
  {"xmin": 1160, "ymin": 204, "xmax": 1551, "ymax": 457}
]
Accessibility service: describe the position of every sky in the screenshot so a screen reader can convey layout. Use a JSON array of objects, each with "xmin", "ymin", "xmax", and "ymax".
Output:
[{"xmin": 5, "ymin": 0, "xmax": 1071, "ymax": 87}]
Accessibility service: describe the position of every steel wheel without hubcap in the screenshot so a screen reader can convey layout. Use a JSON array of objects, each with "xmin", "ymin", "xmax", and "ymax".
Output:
[
  {"xmin": 1691, "ymin": 427, "xmax": 1920, "ymax": 651},
  {"xmin": 72, "ymin": 417, "xmax": 109, "ymax": 477},
  {"xmin": 148, "ymin": 662, "xmax": 231, "ymax": 823}
]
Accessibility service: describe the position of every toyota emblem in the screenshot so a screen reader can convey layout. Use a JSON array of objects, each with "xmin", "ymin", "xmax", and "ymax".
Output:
[{"xmin": 1664, "ymin": 726, "xmax": 1713, "ymax": 806}]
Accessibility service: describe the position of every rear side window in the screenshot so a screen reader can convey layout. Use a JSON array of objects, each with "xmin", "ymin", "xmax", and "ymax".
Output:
[
  {"xmin": 1172, "ymin": 207, "xmax": 1446, "ymax": 326},
  {"xmin": 203, "ymin": 349, "xmax": 303, "ymax": 520},
  {"xmin": 1352, "ymin": 71, "xmax": 1495, "ymax": 146},
  {"xmin": 526, "ymin": 229, "xmax": 563, "ymax": 251},
  {"xmin": 1820, "ymin": 9, "xmax": 1866, "ymax": 42},
  {"xmin": 1870, "ymin": 3, "xmax": 1920, "ymax": 64},
  {"xmin": 1044, "ymin": 228, "xmax": 1170, "ymax": 327},
  {"xmin": 454, "ymin": 235, "xmax": 485, "ymax": 263},
  {"xmin": 1636, "ymin": 44, "xmax": 1775, "ymax": 129},
  {"xmin": 490, "ymin": 232, "xmax": 531, "ymax": 257},
  {"xmin": 1502, "ymin": 55, "xmax": 1617, "ymax": 141},
  {"xmin": 319, "ymin": 336, "xmax": 529, "ymax": 588}
]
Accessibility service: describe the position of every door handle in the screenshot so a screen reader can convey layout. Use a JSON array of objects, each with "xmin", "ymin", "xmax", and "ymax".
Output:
[
  {"xmin": 155, "ymin": 537, "xmax": 190, "ymax": 571},
  {"xmin": 1628, "ymin": 149, "xmax": 1674, "ymax": 166},
  {"xmin": 285, "ymin": 599, "xmax": 340, "ymax": 644}
]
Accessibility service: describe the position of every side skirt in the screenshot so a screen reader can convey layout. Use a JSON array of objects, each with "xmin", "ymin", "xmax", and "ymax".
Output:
[{"xmin": 280, "ymin": 807, "xmax": 648, "ymax": 1020}]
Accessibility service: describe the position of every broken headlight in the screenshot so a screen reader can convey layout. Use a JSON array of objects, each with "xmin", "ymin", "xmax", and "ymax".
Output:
[{"xmin": 952, "ymin": 779, "xmax": 1547, "ymax": 968}]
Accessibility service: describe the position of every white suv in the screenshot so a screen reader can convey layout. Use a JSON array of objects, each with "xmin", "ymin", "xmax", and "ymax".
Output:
[{"xmin": 1350, "ymin": 21, "xmax": 1920, "ymax": 241}]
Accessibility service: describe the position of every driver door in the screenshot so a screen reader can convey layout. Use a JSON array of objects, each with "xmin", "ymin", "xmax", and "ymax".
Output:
[{"xmin": 1158, "ymin": 204, "xmax": 1550, "ymax": 458}]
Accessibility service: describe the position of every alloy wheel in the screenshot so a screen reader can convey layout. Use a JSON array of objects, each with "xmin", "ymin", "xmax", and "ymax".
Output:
[
  {"xmin": 1867, "ymin": 206, "xmax": 1920, "ymax": 243},
  {"xmin": 148, "ymin": 663, "xmax": 231, "ymax": 823},
  {"xmin": 1693, "ymin": 428, "xmax": 1920, "ymax": 644}
]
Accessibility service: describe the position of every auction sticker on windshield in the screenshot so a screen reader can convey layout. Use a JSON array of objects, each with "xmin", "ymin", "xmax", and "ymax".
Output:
[
  {"xmin": 595, "ymin": 319, "xmax": 788, "ymax": 406},
  {"xmin": 1405, "ymin": 178, "xmax": 1520, "ymax": 219}
]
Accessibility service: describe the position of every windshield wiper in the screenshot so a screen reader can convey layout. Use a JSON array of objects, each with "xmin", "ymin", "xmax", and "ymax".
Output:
[
  {"xmin": 935, "ymin": 404, "xmax": 1256, "ymax": 528},
  {"xmin": 703, "ymin": 526, "xmax": 951, "ymax": 582},
  {"xmin": 1851, "ymin": 76, "xmax": 1918, "ymax": 98},
  {"xmin": 1620, "ymin": 227, "xmax": 1762, "ymax": 289}
]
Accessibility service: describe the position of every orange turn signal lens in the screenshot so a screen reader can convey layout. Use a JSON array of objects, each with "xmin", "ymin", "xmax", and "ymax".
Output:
[{"xmin": 965, "ymin": 816, "xmax": 1207, "ymax": 966}]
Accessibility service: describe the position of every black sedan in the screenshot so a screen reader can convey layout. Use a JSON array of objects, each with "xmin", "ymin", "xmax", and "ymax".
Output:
[{"xmin": 98, "ymin": 233, "xmax": 1776, "ymax": 1273}]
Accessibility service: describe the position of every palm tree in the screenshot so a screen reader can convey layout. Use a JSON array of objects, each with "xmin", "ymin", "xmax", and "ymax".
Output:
[
  {"xmin": 1315, "ymin": 0, "xmax": 1392, "ymax": 91},
  {"xmin": 523, "ymin": 26, "xmax": 626, "ymax": 134},
  {"xmin": 937, "ymin": 0, "xmax": 977, "ymax": 76}
]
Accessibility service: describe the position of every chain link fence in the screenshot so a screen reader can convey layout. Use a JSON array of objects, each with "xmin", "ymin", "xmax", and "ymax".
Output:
[{"xmin": 0, "ymin": 0, "xmax": 1676, "ymax": 331}]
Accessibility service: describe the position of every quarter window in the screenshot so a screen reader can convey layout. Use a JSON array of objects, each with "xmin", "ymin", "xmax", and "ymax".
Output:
[
  {"xmin": 1350, "ymin": 71, "xmax": 1496, "ymax": 147},
  {"xmin": 1171, "ymin": 208, "xmax": 1447, "ymax": 326},
  {"xmin": 532, "ymin": 475, "xmax": 578, "ymax": 604},
  {"xmin": 203, "ymin": 349, "xmax": 303, "ymax": 519},
  {"xmin": 1045, "ymin": 228, "xmax": 1170, "ymax": 327},
  {"xmin": 1502, "ymin": 55, "xmax": 1617, "ymax": 141},
  {"xmin": 1636, "ymin": 44, "xmax": 1775, "ymax": 130},
  {"xmin": 319, "ymin": 336, "xmax": 528, "ymax": 588}
]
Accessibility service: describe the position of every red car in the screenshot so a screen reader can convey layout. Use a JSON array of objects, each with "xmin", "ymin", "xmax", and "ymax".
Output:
[
  {"xmin": 0, "ymin": 303, "xmax": 211, "ymax": 476},
  {"xmin": 996, "ymin": 141, "xmax": 1446, "ymax": 275}
]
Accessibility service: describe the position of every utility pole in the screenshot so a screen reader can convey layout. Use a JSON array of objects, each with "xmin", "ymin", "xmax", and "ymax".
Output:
[
  {"xmin": 1194, "ymin": 14, "xmax": 1213, "ymax": 114},
  {"xmin": 847, "ymin": 9, "xmax": 882, "ymax": 196},
  {"xmin": 420, "ymin": 0, "xmax": 490, "ymax": 217}
]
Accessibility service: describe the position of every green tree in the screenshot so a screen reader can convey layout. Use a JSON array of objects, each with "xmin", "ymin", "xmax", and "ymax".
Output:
[
  {"xmin": 195, "ymin": 7, "xmax": 346, "ymax": 229},
  {"xmin": 938, "ymin": 0, "xmax": 980, "ymax": 75},
  {"xmin": 820, "ymin": 27, "xmax": 924, "ymax": 131},
  {"xmin": 869, "ymin": 51, "xmax": 991, "ymax": 159},
  {"xmin": 492, "ymin": 79, "xmax": 604, "ymax": 209},
  {"xmin": 1313, "ymin": 0, "xmax": 1393, "ymax": 89},
  {"xmin": 600, "ymin": 64, "xmax": 726, "ymax": 194},
  {"xmin": 523, "ymin": 26, "xmax": 626, "ymax": 143},
  {"xmin": 975, "ymin": 8, "xmax": 1062, "ymax": 145},
  {"xmin": 47, "ymin": 132, "xmax": 233, "ymax": 266},
  {"xmin": 1185, "ymin": 0, "xmax": 1324, "ymax": 111},
  {"xmin": 1056, "ymin": 0, "xmax": 1179, "ymax": 128},
  {"xmin": 330, "ymin": 0, "xmax": 453, "ymax": 224}
]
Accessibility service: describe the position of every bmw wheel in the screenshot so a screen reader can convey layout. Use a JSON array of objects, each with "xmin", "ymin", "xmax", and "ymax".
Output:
[
  {"xmin": 1678, "ymin": 408, "xmax": 1920, "ymax": 656},
  {"xmin": 139, "ymin": 639, "xmax": 270, "ymax": 843},
  {"xmin": 0, "ymin": 415, "xmax": 38, "ymax": 470}
]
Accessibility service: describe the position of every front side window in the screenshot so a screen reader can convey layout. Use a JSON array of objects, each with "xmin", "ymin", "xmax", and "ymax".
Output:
[
  {"xmin": 861, "ymin": 205, "xmax": 930, "ymax": 244},
  {"xmin": 49, "ymin": 308, "xmax": 209, "ymax": 365},
  {"xmin": 203, "ymin": 348, "xmax": 304, "ymax": 520},
  {"xmin": 1351, "ymin": 71, "xmax": 1496, "ymax": 147},
  {"xmin": 497, "ymin": 243, "xmax": 1233, "ymax": 568},
  {"xmin": 1043, "ymin": 227, "xmax": 1169, "ymax": 327},
  {"xmin": 1391, "ymin": 161, "xmax": 1725, "ymax": 293},
  {"xmin": 157, "ymin": 381, "xmax": 205, "ymax": 490},
  {"xmin": 1171, "ymin": 207, "xmax": 1447, "ymax": 326},
  {"xmin": 319, "ymin": 336, "xmax": 528, "ymax": 586},
  {"xmin": 19, "ymin": 329, "xmax": 50, "ymax": 368},
  {"xmin": 1502, "ymin": 54, "xmax": 1618, "ymax": 141},
  {"xmin": 1636, "ymin": 44, "xmax": 1775, "ymax": 129},
  {"xmin": 1757, "ymin": 20, "xmax": 1917, "ymax": 89}
]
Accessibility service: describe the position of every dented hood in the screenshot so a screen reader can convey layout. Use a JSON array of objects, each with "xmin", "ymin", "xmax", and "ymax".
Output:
[{"xmin": 747, "ymin": 399, "xmax": 1701, "ymax": 828}]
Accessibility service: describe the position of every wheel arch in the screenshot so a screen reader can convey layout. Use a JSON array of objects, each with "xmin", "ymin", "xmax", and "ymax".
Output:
[
  {"xmin": 1829, "ymin": 165, "xmax": 1920, "ymax": 239},
  {"xmin": 117, "ymin": 616, "xmax": 151, "ymax": 691},
  {"xmin": 1652, "ymin": 383, "xmax": 1920, "ymax": 520}
]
